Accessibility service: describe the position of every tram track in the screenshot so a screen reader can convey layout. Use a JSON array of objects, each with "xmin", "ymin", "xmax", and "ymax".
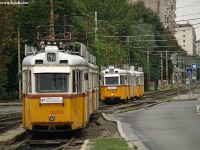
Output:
[
  {"xmin": 0, "ymin": 112, "xmax": 22, "ymax": 133},
  {"xmin": 4, "ymin": 136, "xmax": 31, "ymax": 150},
  {"xmin": 52, "ymin": 137, "xmax": 76, "ymax": 150},
  {"xmin": 1, "ymin": 85, "xmax": 200, "ymax": 150},
  {"xmin": 99, "ymin": 85, "xmax": 199, "ymax": 112},
  {"xmin": 4, "ymin": 135, "xmax": 80, "ymax": 150}
]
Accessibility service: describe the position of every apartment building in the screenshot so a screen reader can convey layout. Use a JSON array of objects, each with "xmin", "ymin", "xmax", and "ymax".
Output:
[
  {"xmin": 129, "ymin": 0, "xmax": 176, "ymax": 29},
  {"xmin": 174, "ymin": 24, "xmax": 196, "ymax": 55},
  {"xmin": 196, "ymin": 40, "xmax": 200, "ymax": 56}
]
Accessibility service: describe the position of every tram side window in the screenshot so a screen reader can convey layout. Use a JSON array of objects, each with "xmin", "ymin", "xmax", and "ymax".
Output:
[
  {"xmin": 95, "ymin": 74, "xmax": 98, "ymax": 87},
  {"xmin": 94, "ymin": 74, "xmax": 98, "ymax": 87},
  {"xmin": 72, "ymin": 70, "xmax": 76, "ymax": 93},
  {"xmin": 93, "ymin": 73, "xmax": 96, "ymax": 88},
  {"xmin": 132, "ymin": 76, "xmax": 135, "ymax": 85},
  {"xmin": 136, "ymin": 77, "xmax": 139, "ymax": 85},
  {"xmin": 127, "ymin": 75, "xmax": 130, "ymax": 85},
  {"xmin": 29, "ymin": 71, "xmax": 32, "ymax": 93},
  {"xmin": 120, "ymin": 76, "xmax": 125, "ymax": 85},
  {"xmin": 138, "ymin": 77, "xmax": 141, "ymax": 85},
  {"xmin": 72, "ymin": 70, "xmax": 82, "ymax": 93},
  {"xmin": 77, "ymin": 70, "xmax": 82, "ymax": 93},
  {"xmin": 130, "ymin": 76, "xmax": 133, "ymax": 85},
  {"xmin": 22, "ymin": 70, "xmax": 31, "ymax": 94},
  {"xmin": 92, "ymin": 74, "xmax": 94, "ymax": 88},
  {"xmin": 89, "ymin": 73, "xmax": 92, "ymax": 89},
  {"xmin": 36, "ymin": 73, "xmax": 68, "ymax": 92},
  {"xmin": 133, "ymin": 76, "xmax": 136, "ymax": 85},
  {"xmin": 23, "ymin": 71, "xmax": 28, "ymax": 94}
]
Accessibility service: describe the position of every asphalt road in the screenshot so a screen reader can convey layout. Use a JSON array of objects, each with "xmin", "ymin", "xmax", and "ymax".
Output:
[{"xmin": 110, "ymin": 100, "xmax": 200, "ymax": 150}]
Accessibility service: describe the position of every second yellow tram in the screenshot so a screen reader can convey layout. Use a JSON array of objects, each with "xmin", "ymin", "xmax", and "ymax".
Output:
[{"xmin": 100, "ymin": 65, "xmax": 144, "ymax": 103}]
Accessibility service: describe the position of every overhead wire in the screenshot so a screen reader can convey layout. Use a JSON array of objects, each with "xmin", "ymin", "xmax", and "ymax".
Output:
[{"xmin": 176, "ymin": 17, "xmax": 200, "ymax": 23}]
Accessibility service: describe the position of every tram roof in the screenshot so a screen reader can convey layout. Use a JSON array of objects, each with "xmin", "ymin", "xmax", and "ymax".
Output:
[
  {"xmin": 135, "ymin": 71, "xmax": 144, "ymax": 76},
  {"xmin": 100, "ymin": 67, "xmax": 128, "ymax": 75},
  {"xmin": 22, "ymin": 46, "xmax": 97, "ymax": 69}
]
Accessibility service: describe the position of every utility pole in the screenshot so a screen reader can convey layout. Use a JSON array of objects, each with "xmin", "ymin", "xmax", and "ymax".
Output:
[
  {"xmin": 106, "ymin": 43, "xmax": 108, "ymax": 65},
  {"xmin": 166, "ymin": 50, "xmax": 168, "ymax": 84},
  {"xmin": 18, "ymin": 28, "xmax": 21, "ymax": 101},
  {"xmin": 147, "ymin": 50, "xmax": 150, "ymax": 82},
  {"xmin": 50, "ymin": 0, "xmax": 54, "ymax": 42},
  {"xmin": 127, "ymin": 37, "xmax": 130, "ymax": 65},
  {"xmin": 118, "ymin": 43, "xmax": 122, "ymax": 66},
  {"xmin": 177, "ymin": 55, "xmax": 180, "ymax": 100},
  {"xmin": 161, "ymin": 52, "xmax": 163, "ymax": 87}
]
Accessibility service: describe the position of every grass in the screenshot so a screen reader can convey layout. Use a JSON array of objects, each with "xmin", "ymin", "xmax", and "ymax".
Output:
[
  {"xmin": 119, "ymin": 108, "xmax": 134, "ymax": 113},
  {"xmin": 166, "ymin": 98, "xmax": 174, "ymax": 102},
  {"xmin": 90, "ymin": 138, "xmax": 132, "ymax": 150}
]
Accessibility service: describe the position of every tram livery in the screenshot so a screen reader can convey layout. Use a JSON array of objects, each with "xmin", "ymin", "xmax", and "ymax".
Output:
[
  {"xmin": 22, "ymin": 43, "xmax": 98, "ymax": 132},
  {"xmin": 100, "ymin": 66, "xmax": 144, "ymax": 103}
]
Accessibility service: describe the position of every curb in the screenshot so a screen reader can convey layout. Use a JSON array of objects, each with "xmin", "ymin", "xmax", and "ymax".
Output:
[
  {"xmin": 80, "ymin": 113, "xmax": 134, "ymax": 150},
  {"xmin": 80, "ymin": 139, "xmax": 89, "ymax": 150},
  {"xmin": 102, "ymin": 113, "xmax": 134, "ymax": 149},
  {"xmin": 102, "ymin": 113, "xmax": 149, "ymax": 150}
]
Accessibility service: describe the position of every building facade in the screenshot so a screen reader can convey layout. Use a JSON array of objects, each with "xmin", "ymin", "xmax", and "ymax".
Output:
[
  {"xmin": 196, "ymin": 40, "xmax": 200, "ymax": 56},
  {"xmin": 129, "ymin": 0, "xmax": 176, "ymax": 29},
  {"xmin": 174, "ymin": 24, "xmax": 196, "ymax": 55}
]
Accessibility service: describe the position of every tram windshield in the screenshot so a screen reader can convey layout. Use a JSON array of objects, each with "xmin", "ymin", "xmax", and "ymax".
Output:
[
  {"xmin": 105, "ymin": 77, "xmax": 119, "ymax": 85},
  {"xmin": 36, "ymin": 73, "xmax": 68, "ymax": 92}
]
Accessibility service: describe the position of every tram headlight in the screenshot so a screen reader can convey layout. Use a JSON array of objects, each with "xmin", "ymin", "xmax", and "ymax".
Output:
[
  {"xmin": 111, "ymin": 93, "xmax": 114, "ymax": 96},
  {"xmin": 49, "ymin": 114, "xmax": 55, "ymax": 121}
]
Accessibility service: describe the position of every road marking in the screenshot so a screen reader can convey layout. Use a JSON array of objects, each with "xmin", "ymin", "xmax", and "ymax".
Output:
[{"xmin": 196, "ymin": 105, "xmax": 200, "ymax": 114}]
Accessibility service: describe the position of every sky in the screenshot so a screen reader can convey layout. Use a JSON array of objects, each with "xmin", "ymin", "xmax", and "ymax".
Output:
[{"xmin": 176, "ymin": 0, "xmax": 200, "ymax": 40}]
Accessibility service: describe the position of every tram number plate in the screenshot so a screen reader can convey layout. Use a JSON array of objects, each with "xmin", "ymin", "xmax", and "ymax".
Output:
[
  {"xmin": 40, "ymin": 97, "xmax": 63, "ymax": 104},
  {"xmin": 107, "ymin": 87, "xmax": 117, "ymax": 90},
  {"xmin": 54, "ymin": 110, "xmax": 64, "ymax": 114}
]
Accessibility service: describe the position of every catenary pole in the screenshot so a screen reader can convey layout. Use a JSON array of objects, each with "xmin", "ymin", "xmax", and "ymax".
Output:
[{"xmin": 18, "ymin": 28, "xmax": 21, "ymax": 101}]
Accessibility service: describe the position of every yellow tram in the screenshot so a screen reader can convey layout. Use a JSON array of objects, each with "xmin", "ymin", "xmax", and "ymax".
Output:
[
  {"xmin": 100, "ymin": 65, "xmax": 144, "ymax": 103},
  {"xmin": 21, "ymin": 41, "xmax": 99, "ymax": 132}
]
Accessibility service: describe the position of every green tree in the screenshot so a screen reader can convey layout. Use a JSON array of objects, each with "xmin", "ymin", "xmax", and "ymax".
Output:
[
  {"xmin": 0, "ymin": 4, "xmax": 18, "ymax": 99},
  {"xmin": 0, "ymin": 0, "xmax": 197, "ymax": 101}
]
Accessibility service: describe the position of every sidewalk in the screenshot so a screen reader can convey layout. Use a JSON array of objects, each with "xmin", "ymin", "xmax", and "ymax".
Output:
[
  {"xmin": 172, "ymin": 91, "xmax": 200, "ymax": 101},
  {"xmin": 0, "ymin": 125, "xmax": 25, "ymax": 150}
]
